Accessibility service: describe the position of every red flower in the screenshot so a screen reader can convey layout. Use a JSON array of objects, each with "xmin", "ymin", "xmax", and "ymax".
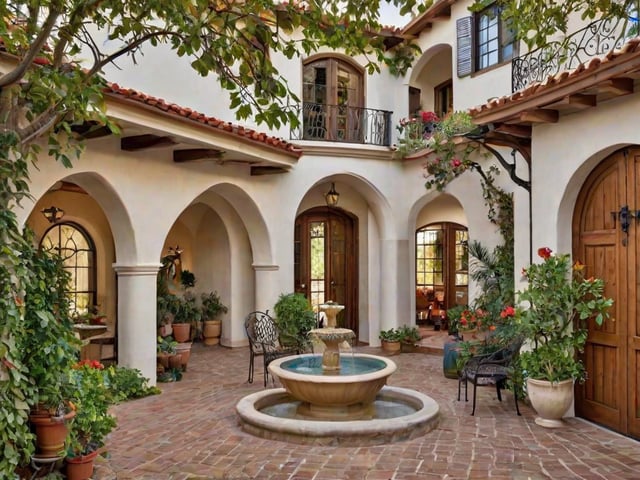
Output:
[
  {"xmin": 421, "ymin": 111, "xmax": 439, "ymax": 123},
  {"xmin": 451, "ymin": 158, "xmax": 462, "ymax": 168},
  {"xmin": 500, "ymin": 306, "xmax": 516, "ymax": 318},
  {"xmin": 537, "ymin": 247, "xmax": 552, "ymax": 259}
]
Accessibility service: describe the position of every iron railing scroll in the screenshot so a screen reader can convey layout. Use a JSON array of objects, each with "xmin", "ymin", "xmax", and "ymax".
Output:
[{"xmin": 512, "ymin": 16, "xmax": 638, "ymax": 92}]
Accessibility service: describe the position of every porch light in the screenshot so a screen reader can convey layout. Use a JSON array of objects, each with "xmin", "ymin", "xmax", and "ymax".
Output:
[
  {"xmin": 41, "ymin": 206, "xmax": 65, "ymax": 224},
  {"xmin": 325, "ymin": 182, "xmax": 340, "ymax": 207}
]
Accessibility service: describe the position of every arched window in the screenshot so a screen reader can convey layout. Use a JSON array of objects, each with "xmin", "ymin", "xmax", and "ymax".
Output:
[
  {"xmin": 415, "ymin": 222, "xmax": 468, "ymax": 325},
  {"xmin": 40, "ymin": 222, "xmax": 96, "ymax": 315},
  {"xmin": 302, "ymin": 57, "xmax": 364, "ymax": 142}
]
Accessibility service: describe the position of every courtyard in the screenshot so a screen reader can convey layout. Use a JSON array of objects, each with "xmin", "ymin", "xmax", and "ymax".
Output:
[{"xmin": 95, "ymin": 344, "xmax": 640, "ymax": 479}]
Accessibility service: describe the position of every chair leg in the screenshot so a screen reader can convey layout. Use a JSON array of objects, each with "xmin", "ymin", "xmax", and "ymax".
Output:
[
  {"xmin": 513, "ymin": 381, "xmax": 521, "ymax": 416},
  {"xmin": 471, "ymin": 381, "xmax": 478, "ymax": 416},
  {"xmin": 247, "ymin": 352, "xmax": 254, "ymax": 384},
  {"xmin": 496, "ymin": 380, "xmax": 503, "ymax": 402}
]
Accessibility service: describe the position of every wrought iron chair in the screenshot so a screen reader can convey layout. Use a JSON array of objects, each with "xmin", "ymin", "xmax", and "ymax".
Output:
[
  {"xmin": 244, "ymin": 310, "xmax": 298, "ymax": 387},
  {"xmin": 457, "ymin": 338, "xmax": 523, "ymax": 416}
]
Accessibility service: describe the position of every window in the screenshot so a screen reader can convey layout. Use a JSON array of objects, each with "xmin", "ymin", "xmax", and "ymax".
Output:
[
  {"xmin": 434, "ymin": 80, "xmax": 453, "ymax": 119},
  {"xmin": 475, "ymin": 3, "xmax": 516, "ymax": 70},
  {"xmin": 40, "ymin": 223, "xmax": 96, "ymax": 315},
  {"xmin": 302, "ymin": 57, "xmax": 364, "ymax": 142},
  {"xmin": 456, "ymin": 3, "xmax": 517, "ymax": 77}
]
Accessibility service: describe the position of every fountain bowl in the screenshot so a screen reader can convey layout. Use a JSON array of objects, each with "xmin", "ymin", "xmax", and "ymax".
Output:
[
  {"xmin": 236, "ymin": 386, "xmax": 440, "ymax": 446},
  {"xmin": 269, "ymin": 354, "xmax": 396, "ymax": 412}
]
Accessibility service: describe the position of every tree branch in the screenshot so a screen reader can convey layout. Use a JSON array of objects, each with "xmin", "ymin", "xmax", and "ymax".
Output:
[{"xmin": 0, "ymin": 7, "xmax": 62, "ymax": 88}]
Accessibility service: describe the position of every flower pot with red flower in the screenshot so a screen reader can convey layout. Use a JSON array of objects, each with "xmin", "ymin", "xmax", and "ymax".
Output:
[
  {"xmin": 514, "ymin": 247, "xmax": 613, "ymax": 428},
  {"xmin": 64, "ymin": 360, "xmax": 117, "ymax": 479}
]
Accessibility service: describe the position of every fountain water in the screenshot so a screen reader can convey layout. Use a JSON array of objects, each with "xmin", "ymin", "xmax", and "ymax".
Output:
[{"xmin": 236, "ymin": 304, "xmax": 439, "ymax": 445}]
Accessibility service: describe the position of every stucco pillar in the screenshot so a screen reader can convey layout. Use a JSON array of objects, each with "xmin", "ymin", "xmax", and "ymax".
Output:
[
  {"xmin": 379, "ymin": 238, "xmax": 411, "ymax": 335},
  {"xmin": 113, "ymin": 264, "xmax": 160, "ymax": 385},
  {"xmin": 253, "ymin": 264, "xmax": 280, "ymax": 314}
]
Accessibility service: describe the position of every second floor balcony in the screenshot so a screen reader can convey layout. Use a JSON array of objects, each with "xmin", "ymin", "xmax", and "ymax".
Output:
[
  {"xmin": 512, "ymin": 16, "xmax": 638, "ymax": 92},
  {"xmin": 290, "ymin": 102, "xmax": 393, "ymax": 147}
]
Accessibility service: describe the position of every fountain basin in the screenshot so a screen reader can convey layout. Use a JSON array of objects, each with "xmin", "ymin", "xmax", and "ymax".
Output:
[
  {"xmin": 236, "ymin": 386, "xmax": 440, "ymax": 446},
  {"xmin": 269, "ymin": 354, "xmax": 396, "ymax": 416}
]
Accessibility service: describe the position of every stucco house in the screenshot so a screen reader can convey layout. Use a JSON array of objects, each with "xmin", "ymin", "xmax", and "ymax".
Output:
[{"xmin": 12, "ymin": 0, "xmax": 639, "ymax": 440}]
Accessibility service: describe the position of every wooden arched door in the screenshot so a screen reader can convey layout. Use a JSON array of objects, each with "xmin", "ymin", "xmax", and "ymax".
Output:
[
  {"xmin": 573, "ymin": 147, "xmax": 640, "ymax": 439},
  {"xmin": 294, "ymin": 207, "xmax": 358, "ymax": 336}
]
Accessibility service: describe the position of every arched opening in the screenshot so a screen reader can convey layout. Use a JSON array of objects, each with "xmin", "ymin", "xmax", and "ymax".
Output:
[{"xmin": 415, "ymin": 222, "xmax": 468, "ymax": 328}]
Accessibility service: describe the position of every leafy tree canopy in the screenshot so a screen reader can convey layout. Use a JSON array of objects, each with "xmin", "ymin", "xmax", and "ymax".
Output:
[{"xmin": 475, "ymin": 0, "xmax": 638, "ymax": 49}]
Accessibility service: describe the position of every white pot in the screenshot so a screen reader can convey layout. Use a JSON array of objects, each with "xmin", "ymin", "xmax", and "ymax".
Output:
[{"xmin": 526, "ymin": 378, "xmax": 574, "ymax": 428}]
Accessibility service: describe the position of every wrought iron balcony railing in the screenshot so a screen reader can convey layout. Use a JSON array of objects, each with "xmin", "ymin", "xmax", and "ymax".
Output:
[
  {"xmin": 290, "ymin": 102, "xmax": 393, "ymax": 147},
  {"xmin": 512, "ymin": 16, "xmax": 637, "ymax": 92}
]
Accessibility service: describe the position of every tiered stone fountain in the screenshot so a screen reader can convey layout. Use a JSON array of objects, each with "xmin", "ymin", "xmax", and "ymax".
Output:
[{"xmin": 236, "ymin": 304, "xmax": 439, "ymax": 445}]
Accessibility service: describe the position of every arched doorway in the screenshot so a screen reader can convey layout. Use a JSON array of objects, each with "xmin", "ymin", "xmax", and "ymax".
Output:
[
  {"xmin": 294, "ymin": 207, "xmax": 358, "ymax": 336},
  {"xmin": 573, "ymin": 146, "xmax": 640, "ymax": 439},
  {"xmin": 415, "ymin": 222, "xmax": 468, "ymax": 327}
]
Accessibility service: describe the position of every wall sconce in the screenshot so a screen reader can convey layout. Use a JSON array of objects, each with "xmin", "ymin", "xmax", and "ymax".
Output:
[
  {"xmin": 325, "ymin": 182, "xmax": 340, "ymax": 207},
  {"xmin": 41, "ymin": 206, "xmax": 65, "ymax": 224}
]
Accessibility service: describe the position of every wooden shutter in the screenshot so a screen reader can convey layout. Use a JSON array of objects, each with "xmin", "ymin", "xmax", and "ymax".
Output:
[{"xmin": 456, "ymin": 16, "xmax": 473, "ymax": 77}]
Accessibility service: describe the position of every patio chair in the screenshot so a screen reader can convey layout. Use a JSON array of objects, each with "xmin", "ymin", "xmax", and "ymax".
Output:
[
  {"xmin": 457, "ymin": 338, "xmax": 522, "ymax": 416},
  {"xmin": 244, "ymin": 310, "xmax": 298, "ymax": 387}
]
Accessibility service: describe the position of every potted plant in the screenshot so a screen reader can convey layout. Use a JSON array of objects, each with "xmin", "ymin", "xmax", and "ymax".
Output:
[
  {"xmin": 379, "ymin": 328, "xmax": 402, "ymax": 354},
  {"xmin": 273, "ymin": 292, "xmax": 317, "ymax": 352},
  {"xmin": 65, "ymin": 360, "xmax": 117, "ymax": 480},
  {"xmin": 157, "ymin": 335, "xmax": 179, "ymax": 370},
  {"xmin": 21, "ymin": 246, "xmax": 82, "ymax": 458},
  {"xmin": 398, "ymin": 325, "xmax": 422, "ymax": 352},
  {"xmin": 200, "ymin": 291, "xmax": 228, "ymax": 346},
  {"xmin": 515, "ymin": 247, "xmax": 612, "ymax": 428},
  {"xmin": 171, "ymin": 291, "xmax": 201, "ymax": 343}
]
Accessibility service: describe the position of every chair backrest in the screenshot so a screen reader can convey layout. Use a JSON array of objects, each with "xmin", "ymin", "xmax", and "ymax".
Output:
[{"xmin": 244, "ymin": 311, "xmax": 280, "ymax": 353}]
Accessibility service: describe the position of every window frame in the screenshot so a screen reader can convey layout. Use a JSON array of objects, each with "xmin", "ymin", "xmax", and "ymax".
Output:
[{"xmin": 473, "ymin": 2, "xmax": 517, "ymax": 72}]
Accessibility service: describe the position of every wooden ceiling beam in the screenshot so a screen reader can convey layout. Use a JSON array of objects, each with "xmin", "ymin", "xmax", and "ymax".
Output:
[
  {"xmin": 492, "ymin": 124, "xmax": 532, "ymax": 138},
  {"xmin": 173, "ymin": 149, "xmax": 225, "ymax": 163},
  {"xmin": 251, "ymin": 166, "xmax": 289, "ymax": 176},
  {"xmin": 121, "ymin": 134, "xmax": 176, "ymax": 151},
  {"xmin": 595, "ymin": 77, "xmax": 634, "ymax": 96},
  {"xmin": 518, "ymin": 109, "xmax": 559, "ymax": 124},
  {"xmin": 69, "ymin": 121, "xmax": 113, "ymax": 140},
  {"xmin": 544, "ymin": 93, "xmax": 596, "ymax": 111}
]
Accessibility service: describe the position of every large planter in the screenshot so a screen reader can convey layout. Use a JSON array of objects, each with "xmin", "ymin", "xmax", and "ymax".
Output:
[
  {"xmin": 527, "ymin": 378, "xmax": 574, "ymax": 428},
  {"xmin": 381, "ymin": 340, "xmax": 401, "ymax": 355},
  {"xmin": 443, "ymin": 339, "xmax": 461, "ymax": 379},
  {"xmin": 65, "ymin": 450, "xmax": 99, "ymax": 480},
  {"xmin": 203, "ymin": 319, "xmax": 222, "ymax": 345},
  {"xmin": 29, "ymin": 409, "xmax": 76, "ymax": 458},
  {"xmin": 171, "ymin": 323, "xmax": 191, "ymax": 343}
]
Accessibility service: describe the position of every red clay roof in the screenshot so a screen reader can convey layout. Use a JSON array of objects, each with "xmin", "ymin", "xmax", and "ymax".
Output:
[
  {"xmin": 104, "ymin": 83, "xmax": 302, "ymax": 157},
  {"xmin": 469, "ymin": 37, "xmax": 640, "ymax": 125}
]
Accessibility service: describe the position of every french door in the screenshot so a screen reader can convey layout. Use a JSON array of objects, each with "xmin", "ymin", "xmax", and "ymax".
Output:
[
  {"xmin": 573, "ymin": 147, "xmax": 640, "ymax": 439},
  {"xmin": 294, "ymin": 207, "xmax": 358, "ymax": 336}
]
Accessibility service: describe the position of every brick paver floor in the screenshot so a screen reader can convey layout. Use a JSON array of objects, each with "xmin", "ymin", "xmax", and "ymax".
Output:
[{"xmin": 96, "ymin": 344, "xmax": 640, "ymax": 479}]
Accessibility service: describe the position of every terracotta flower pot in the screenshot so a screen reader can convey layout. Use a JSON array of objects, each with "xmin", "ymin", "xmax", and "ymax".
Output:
[
  {"xmin": 29, "ymin": 409, "xmax": 76, "ymax": 458},
  {"xmin": 381, "ymin": 340, "xmax": 401, "ymax": 355},
  {"xmin": 172, "ymin": 323, "xmax": 191, "ymax": 343},
  {"xmin": 65, "ymin": 450, "xmax": 99, "ymax": 480},
  {"xmin": 203, "ymin": 319, "xmax": 222, "ymax": 345},
  {"xmin": 175, "ymin": 342, "xmax": 192, "ymax": 371}
]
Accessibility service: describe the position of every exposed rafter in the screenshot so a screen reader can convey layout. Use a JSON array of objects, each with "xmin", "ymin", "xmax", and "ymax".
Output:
[
  {"xmin": 173, "ymin": 149, "xmax": 225, "ymax": 163},
  {"xmin": 121, "ymin": 134, "xmax": 177, "ymax": 151}
]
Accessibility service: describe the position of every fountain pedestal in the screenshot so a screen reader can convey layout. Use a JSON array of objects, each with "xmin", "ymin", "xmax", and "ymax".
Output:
[
  {"xmin": 319, "ymin": 303, "xmax": 345, "ymax": 328},
  {"xmin": 310, "ymin": 327, "xmax": 355, "ymax": 371}
]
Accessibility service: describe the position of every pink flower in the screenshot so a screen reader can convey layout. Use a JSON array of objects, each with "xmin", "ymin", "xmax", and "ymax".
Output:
[{"xmin": 451, "ymin": 158, "xmax": 462, "ymax": 168}]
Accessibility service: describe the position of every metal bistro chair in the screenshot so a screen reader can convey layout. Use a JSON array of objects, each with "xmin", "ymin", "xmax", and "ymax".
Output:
[
  {"xmin": 244, "ymin": 310, "xmax": 298, "ymax": 387},
  {"xmin": 457, "ymin": 338, "xmax": 523, "ymax": 416}
]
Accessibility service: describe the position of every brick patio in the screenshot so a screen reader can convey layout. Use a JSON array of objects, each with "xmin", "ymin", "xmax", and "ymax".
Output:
[{"xmin": 96, "ymin": 343, "xmax": 640, "ymax": 479}]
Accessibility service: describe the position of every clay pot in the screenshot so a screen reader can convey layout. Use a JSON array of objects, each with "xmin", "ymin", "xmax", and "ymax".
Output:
[
  {"xmin": 171, "ymin": 323, "xmax": 191, "ymax": 343},
  {"xmin": 175, "ymin": 342, "xmax": 192, "ymax": 371},
  {"xmin": 65, "ymin": 450, "xmax": 99, "ymax": 480},
  {"xmin": 527, "ymin": 378, "xmax": 575, "ymax": 428},
  {"xmin": 29, "ymin": 409, "xmax": 76, "ymax": 458},
  {"xmin": 203, "ymin": 319, "xmax": 222, "ymax": 345},
  {"xmin": 381, "ymin": 340, "xmax": 401, "ymax": 355}
]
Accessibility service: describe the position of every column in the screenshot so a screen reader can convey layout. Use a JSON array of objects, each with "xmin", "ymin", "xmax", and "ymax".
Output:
[
  {"xmin": 114, "ymin": 264, "xmax": 160, "ymax": 385},
  {"xmin": 253, "ymin": 264, "xmax": 280, "ymax": 314}
]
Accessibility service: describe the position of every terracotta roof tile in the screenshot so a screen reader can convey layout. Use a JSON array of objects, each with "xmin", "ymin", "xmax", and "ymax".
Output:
[
  {"xmin": 470, "ymin": 36, "xmax": 640, "ymax": 121},
  {"xmin": 104, "ymin": 83, "xmax": 301, "ymax": 156}
]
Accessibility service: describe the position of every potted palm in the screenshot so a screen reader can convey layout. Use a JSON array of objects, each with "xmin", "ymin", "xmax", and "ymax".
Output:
[
  {"xmin": 515, "ymin": 247, "xmax": 612, "ymax": 428},
  {"xmin": 200, "ymin": 291, "xmax": 228, "ymax": 346},
  {"xmin": 65, "ymin": 360, "xmax": 117, "ymax": 480}
]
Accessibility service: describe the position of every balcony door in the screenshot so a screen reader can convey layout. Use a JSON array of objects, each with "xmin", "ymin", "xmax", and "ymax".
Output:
[
  {"xmin": 302, "ymin": 57, "xmax": 363, "ymax": 142},
  {"xmin": 294, "ymin": 207, "xmax": 358, "ymax": 336}
]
